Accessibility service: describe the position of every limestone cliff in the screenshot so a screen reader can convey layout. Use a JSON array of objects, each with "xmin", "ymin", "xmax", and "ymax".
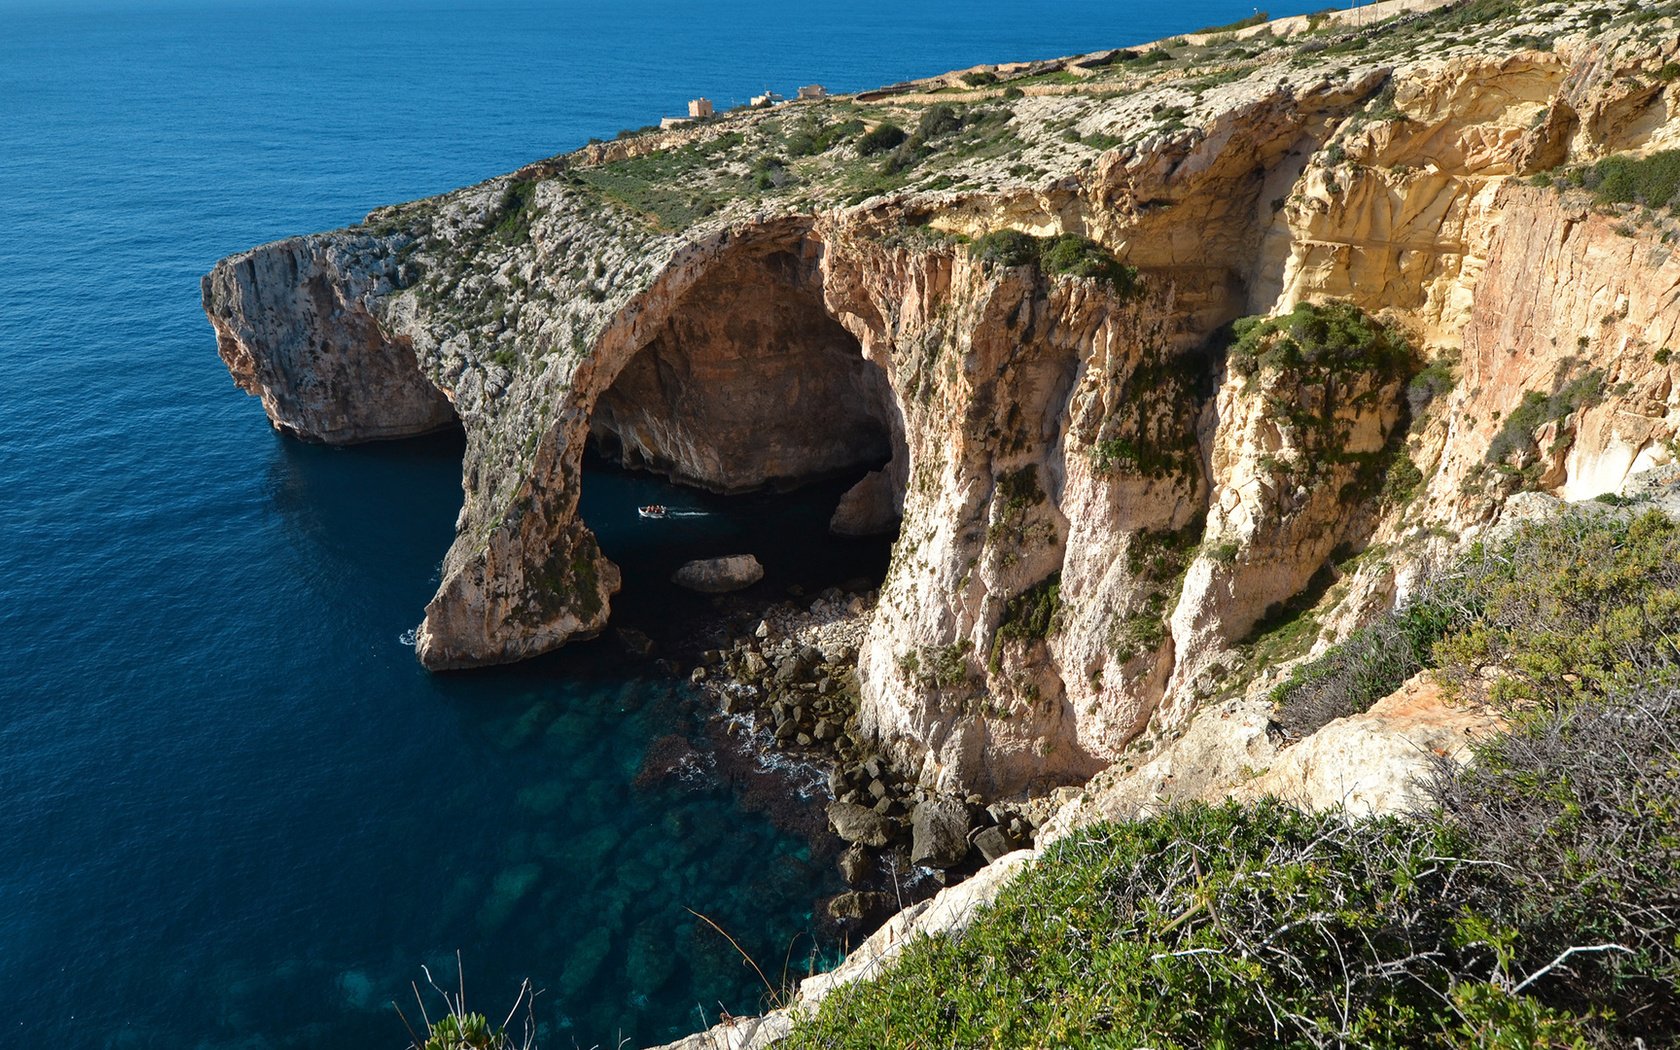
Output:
[{"xmin": 206, "ymin": 0, "xmax": 1680, "ymax": 798}]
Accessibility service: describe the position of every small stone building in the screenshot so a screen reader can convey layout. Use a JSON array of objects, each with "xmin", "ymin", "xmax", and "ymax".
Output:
[
  {"xmin": 796, "ymin": 84, "xmax": 827, "ymax": 100},
  {"xmin": 688, "ymin": 97, "xmax": 714, "ymax": 118}
]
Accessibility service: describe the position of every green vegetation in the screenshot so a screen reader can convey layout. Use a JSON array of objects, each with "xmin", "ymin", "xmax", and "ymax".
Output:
[
  {"xmin": 571, "ymin": 131, "xmax": 753, "ymax": 230},
  {"xmin": 1220, "ymin": 301, "xmax": 1416, "ymax": 508},
  {"xmin": 972, "ymin": 230, "xmax": 1140, "ymax": 297},
  {"xmin": 1563, "ymin": 149, "xmax": 1680, "ymax": 212},
  {"xmin": 991, "ymin": 573, "xmax": 1063, "ymax": 671},
  {"xmin": 1432, "ymin": 509, "xmax": 1680, "ymax": 708},
  {"xmin": 791, "ymin": 509, "xmax": 1680, "ymax": 1049},
  {"xmin": 1227, "ymin": 300, "xmax": 1412, "ymax": 385},
  {"xmin": 416, "ymin": 1014, "xmax": 513, "ymax": 1050},
  {"xmin": 1427, "ymin": 0, "xmax": 1519, "ymax": 32},
  {"xmin": 781, "ymin": 113, "xmax": 865, "ymax": 156},
  {"xmin": 1407, "ymin": 349, "xmax": 1459, "ymax": 415},
  {"xmin": 858, "ymin": 122, "xmax": 908, "ymax": 154},
  {"xmin": 1270, "ymin": 590, "xmax": 1456, "ymax": 738},
  {"xmin": 996, "ymin": 573, "xmax": 1062, "ymax": 645},
  {"xmin": 1275, "ymin": 509, "xmax": 1680, "ymax": 735},
  {"xmin": 985, "ymin": 465, "xmax": 1057, "ymax": 555},
  {"xmin": 786, "ymin": 770, "xmax": 1677, "ymax": 1048},
  {"xmin": 1105, "ymin": 523, "xmax": 1202, "ymax": 665},
  {"xmin": 901, "ymin": 640, "xmax": 974, "ymax": 690},
  {"xmin": 396, "ymin": 963, "xmax": 534, "ymax": 1050},
  {"xmin": 1484, "ymin": 368, "xmax": 1604, "ymax": 466},
  {"xmin": 490, "ymin": 179, "xmax": 539, "ymax": 243}
]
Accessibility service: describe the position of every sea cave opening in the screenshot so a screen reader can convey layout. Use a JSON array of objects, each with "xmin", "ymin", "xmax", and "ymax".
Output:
[{"xmin": 579, "ymin": 238, "xmax": 906, "ymax": 647}]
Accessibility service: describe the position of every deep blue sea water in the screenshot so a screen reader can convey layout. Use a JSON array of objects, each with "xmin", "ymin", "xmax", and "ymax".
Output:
[{"xmin": 0, "ymin": 1, "xmax": 1322, "ymax": 1046}]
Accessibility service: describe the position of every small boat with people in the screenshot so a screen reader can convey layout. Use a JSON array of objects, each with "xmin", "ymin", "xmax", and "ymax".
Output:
[{"xmin": 637, "ymin": 504, "xmax": 668, "ymax": 519}]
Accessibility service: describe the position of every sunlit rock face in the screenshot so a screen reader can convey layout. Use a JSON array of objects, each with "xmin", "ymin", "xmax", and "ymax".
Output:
[
  {"xmin": 207, "ymin": 2, "xmax": 1680, "ymax": 793},
  {"xmin": 589, "ymin": 240, "xmax": 897, "ymax": 494}
]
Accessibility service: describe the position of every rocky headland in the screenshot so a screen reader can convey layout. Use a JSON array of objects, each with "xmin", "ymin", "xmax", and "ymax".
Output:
[{"xmin": 205, "ymin": 0, "xmax": 1680, "ymax": 1042}]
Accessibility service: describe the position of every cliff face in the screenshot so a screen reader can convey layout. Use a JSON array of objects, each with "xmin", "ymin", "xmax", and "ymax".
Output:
[
  {"xmin": 203, "ymin": 235, "xmax": 457, "ymax": 443},
  {"xmin": 206, "ymin": 0, "xmax": 1680, "ymax": 792}
]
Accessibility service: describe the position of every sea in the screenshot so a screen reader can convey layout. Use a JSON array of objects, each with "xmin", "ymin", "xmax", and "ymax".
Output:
[{"xmin": 0, "ymin": 1, "xmax": 1320, "ymax": 1046}]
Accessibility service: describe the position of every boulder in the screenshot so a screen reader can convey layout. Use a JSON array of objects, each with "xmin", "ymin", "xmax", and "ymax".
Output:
[
  {"xmin": 671, "ymin": 554, "xmax": 765, "ymax": 593},
  {"xmin": 824, "ymin": 890, "xmax": 898, "ymax": 929},
  {"xmin": 774, "ymin": 653, "xmax": 807, "ymax": 683},
  {"xmin": 827, "ymin": 801, "xmax": 893, "ymax": 848},
  {"xmin": 972, "ymin": 825, "xmax": 1019, "ymax": 864},
  {"xmin": 614, "ymin": 627, "xmax": 655, "ymax": 656},
  {"xmin": 911, "ymin": 797, "xmax": 973, "ymax": 869},
  {"xmin": 830, "ymin": 468, "xmax": 900, "ymax": 536},
  {"xmin": 838, "ymin": 844, "xmax": 876, "ymax": 886}
]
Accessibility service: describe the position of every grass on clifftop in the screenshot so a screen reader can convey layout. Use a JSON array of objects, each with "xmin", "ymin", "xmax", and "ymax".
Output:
[{"xmin": 787, "ymin": 508, "xmax": 1680, "ymax": 1048}]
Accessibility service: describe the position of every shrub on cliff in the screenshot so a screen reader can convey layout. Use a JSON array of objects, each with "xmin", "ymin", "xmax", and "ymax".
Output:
[
  {"xmin": 1484, "ymin": 369, "xmax": 1604, "ymax": 467},
  {"xmin": 1274, "ymin": 508, "xmax": 1680, "ymax": 736},
  {"xmin": 1270, "ymin": 591, "xmax": 1460, "ymax": 738},
  {"xmin": 1575, "ymin": 149, "xmax": 1680, "ymax": 211},
  {"xmin": 783, "ymin": 800, "xmax": 1605, "ymax": 1048},
  {"xmin": 1426, "ymin": 685, "xmax": 1680, "ymax": 1036},
  {"xmin": 1226, "ymin": 300, "xmax": 1412, "ymax": 385},
  {"xmin": 785, "ymin": 675, "xmax": 1680, "ymax": 1046},
  {"xmin": 1431, "ymin": 508, "xmax": 1680, "ymax": 708},
  {"xmin": 973, "ymin": 228, "xmax": 1040, "ymax": 268},
  {"xmin": 972, "ymin": 230, "xmax": 1139, "ymax": 297},
  {"xmin": 857, "ymin": 122, "xmax": 908, "ymax": 155}
]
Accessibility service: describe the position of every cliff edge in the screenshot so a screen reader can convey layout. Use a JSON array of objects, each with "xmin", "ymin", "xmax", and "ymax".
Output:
[{"xmin": 206, "ymin": 0, "xmax": 1680, "ymax": 805}]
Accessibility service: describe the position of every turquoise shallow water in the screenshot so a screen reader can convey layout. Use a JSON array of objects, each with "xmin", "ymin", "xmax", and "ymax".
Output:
[{"xmin": 0, "ymin": 0, "xmax": 1321, "ymax": 1046}]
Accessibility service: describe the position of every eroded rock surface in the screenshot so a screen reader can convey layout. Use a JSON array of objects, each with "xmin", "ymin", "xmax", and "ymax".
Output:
[
  {"xmin": 671, "ymin": 555, "xmax": 765, "ymax": 593},
  {"xmin": 206, "ymin": 0, "xmax": 1680, "ymax": 798}
]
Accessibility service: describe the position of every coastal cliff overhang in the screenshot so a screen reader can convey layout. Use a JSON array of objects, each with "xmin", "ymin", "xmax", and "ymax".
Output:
[
  {"xmin": 589, "ymin": 235, "xmax": 899, "ymax": 495},
  {"xmin": 206, "ymin": 0, "xmax": 1680, "ymax": 798}
]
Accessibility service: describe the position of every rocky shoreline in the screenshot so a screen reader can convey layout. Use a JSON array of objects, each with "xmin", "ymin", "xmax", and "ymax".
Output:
[{"xmin": 683, "ymin": 584, "xmax": 1049, "ymax": 939}]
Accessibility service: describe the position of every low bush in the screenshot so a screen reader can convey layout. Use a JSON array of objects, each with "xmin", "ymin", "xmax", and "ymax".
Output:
[
  {"xmin": 1427, "ymin": 686, "xmax": 1680, "ymax": 1036},
  {"xmin": 1227, "ymin": 300, "xmax": 1412, "ymax": 384},
  {"xmin": 1575, "ymin": 149, "xmax": 1680, "ymax": 211},
  {"xmin": 1270, "ymin": 592, "xmax": 1461, "ymax": 737},
  {"xmin": 1484, "ymin": 369, "xmax": 1603, "ymax": 465},
  {"xmin": 1190, "ymin": 10, "xmax": 1269, "ymax": 35},
  {"xmin": 915, "ymin": 103, "xmax": 963, "ymax": 139},
  {"xmin": 857, "ymin": 122, "xmax": 908, "ymax": 155},
  {"xmin": 785, "ymin": 800, "xmax": 1600, "ymax": 1048},
  {"xmin": 1432, "ymin": 509, "xmax": 1680, "ymax": 708},
  {"xmin": 1276, "ymin": 508, "xmax": 1680, "ymax": 737},
  {"xmin": 972, "ymin": 230, "xmax": 1139, "ymax": 297},
  {"xmin": 489, "ymin": 179, "xmax": 538, "ymax": 243}
]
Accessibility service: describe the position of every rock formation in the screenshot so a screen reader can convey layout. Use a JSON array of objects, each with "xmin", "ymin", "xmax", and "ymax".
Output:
[
  {"xmin": 671, "ymin": 554, "xmax": 765, "ymax": 593},
  {"xmin": 206, "ymin": 0, "xmax": 1680, "ymax": 806}
]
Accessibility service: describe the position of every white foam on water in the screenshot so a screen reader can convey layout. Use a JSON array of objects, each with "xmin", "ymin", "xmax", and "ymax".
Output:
[
  {"xmin": 754, "ymin": 745, "xmax": 830, "ymax": 800},
  {"xmin": 397, "ymin": 628, "xmax": 418, "ymax": 648}
]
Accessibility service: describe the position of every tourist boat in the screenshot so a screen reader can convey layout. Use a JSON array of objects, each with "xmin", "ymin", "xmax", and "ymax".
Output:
[{"xmin": 637, "ymin": 504, "xmax": 668, "ymax": 519}]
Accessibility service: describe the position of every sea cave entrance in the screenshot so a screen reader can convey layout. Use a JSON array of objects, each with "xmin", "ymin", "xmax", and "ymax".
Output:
[{"xmin": 579, "ymin": 237, "xmax": 906, "ymax": 644}]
